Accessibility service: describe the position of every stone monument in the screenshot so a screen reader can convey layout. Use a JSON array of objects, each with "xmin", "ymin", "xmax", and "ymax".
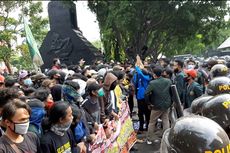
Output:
[{"xmin": 40, "ymin": 1, "xmax": 102, "ymax": 70}]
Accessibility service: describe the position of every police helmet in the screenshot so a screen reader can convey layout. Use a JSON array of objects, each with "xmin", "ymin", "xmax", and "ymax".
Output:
[
  {"xmin": 210, "ymin": 64, "xmax": 228, "ymax": 78},
  {"xmin": 206, "ymin": 76, "xmax": 230, "ymax": 96},
  {"xmin": 160, "ymin": 116, "xmax": 230, "ymax": 153},
  {"xmin": 191, "ymin": 95, "xmax": 213, "ymax": 115},
  {"xmin": 201, "ymin": 94, "xmax": 230, "ymax": 135}
]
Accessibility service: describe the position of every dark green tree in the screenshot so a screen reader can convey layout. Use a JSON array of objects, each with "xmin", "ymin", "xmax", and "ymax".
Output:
[{"xmin": 88, "ymin": 1, "xmax": 229, "ymax": 62}]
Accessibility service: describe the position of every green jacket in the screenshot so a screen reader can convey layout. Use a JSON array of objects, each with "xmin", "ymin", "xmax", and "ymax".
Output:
[
  {"xmin": 184, "ymin": 81, "xmax": 203, "ymax": 108},
  {"xmin": 145, "ymin": 77, "xmax": 172, "ymax": 110},
  {"xmin": 174, "ymin": 71, "xmax": 186, "ymax": 102}
]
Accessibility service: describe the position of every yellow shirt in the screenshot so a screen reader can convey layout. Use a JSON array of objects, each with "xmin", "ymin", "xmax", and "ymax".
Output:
[{"xmin": 114, "ymin": 85, "xmax": 122, "ymax": 110}]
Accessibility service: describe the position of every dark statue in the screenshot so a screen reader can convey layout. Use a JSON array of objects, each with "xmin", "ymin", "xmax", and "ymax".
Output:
[{"xmin": 40, "ymin": 1, "xmax": 102, "ymax": 70}]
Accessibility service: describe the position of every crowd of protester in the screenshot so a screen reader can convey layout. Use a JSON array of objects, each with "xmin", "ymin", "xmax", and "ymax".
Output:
[{"xmin": 0, "ymin": 54, "xmax": 229, "ymax": 152}]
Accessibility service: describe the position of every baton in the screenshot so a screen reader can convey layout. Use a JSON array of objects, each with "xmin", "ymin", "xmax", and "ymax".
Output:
[{"xmin": 171, "ymin": 84, "xmax": 184, "ymax": 118}]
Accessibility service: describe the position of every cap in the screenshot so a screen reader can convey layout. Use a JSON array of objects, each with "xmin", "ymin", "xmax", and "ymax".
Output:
[
  {"xmin": 31, "ymin": 73, "xmax": 47, "ymax": 81},
  {"xmin": 0, "ymin": 75, "xmax": 5, "ymax": 83},
  {"xmin": 19, "ymin": 70, "xmax": 28, "ymax": 80},
  {"xmin": 184, "ymin": 69, "xmax": 197, "ymax": 78}
]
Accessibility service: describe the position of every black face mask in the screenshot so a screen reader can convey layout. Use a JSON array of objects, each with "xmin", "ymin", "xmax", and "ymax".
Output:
[{"xmin": 109, "ymin": 81, "xmax": 117, "ymax": 91}]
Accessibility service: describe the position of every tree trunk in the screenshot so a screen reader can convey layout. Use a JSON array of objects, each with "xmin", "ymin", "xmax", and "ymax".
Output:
[{"xmin": 3, "ymin": 59, "xmax": 12, "ymax": 74}]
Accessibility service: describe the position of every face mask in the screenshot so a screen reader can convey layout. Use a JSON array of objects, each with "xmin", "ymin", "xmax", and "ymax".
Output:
[
  {"xmin": 45, "ymin": 100, "xmax": 54, "ymax": 110},
  {"xmin": 187, "ymin": 65, "xmax": 195, "ymax": 70},
  {"xmin": 59, "ymin": 120, "xmax": 72, "ymax": 132},
  {"xmin": 109, "ymin": 81, "xmax": 117, "ymax": 91},
  {"xmin": 23, "ymin": 78, "xmax": 33, "ymax": 86},
  {"xmin": 98, "ymin": 88, "xmax": 105, "ymax": 97},
  {"xmin": 13, "ymin": 121, "xmax": 30, "ymax": 135}
]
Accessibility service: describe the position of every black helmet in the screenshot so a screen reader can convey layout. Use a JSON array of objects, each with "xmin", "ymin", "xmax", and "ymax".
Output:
[
  {"xmin": 201, "ymin": 94, "xmax": 230, "ymax": 135},
  {"xmin": 191, "ymin": 95, "xmax": 213, "ymax": 114},
  {"xmin": 210, "ymin": 64, "xmax": 228, "ymax": 78},
  {"xmin": 160, "ymin": 116, "xmax": 230, "ymax": 153},
  {"xmin": 206, "ymin": 76, "xmax": 230, "ymax": 96}
]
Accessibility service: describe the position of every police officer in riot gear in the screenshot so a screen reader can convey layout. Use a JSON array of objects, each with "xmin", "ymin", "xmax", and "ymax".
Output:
[
  {"xmin": 201, "ymin": 93, "xmax": 230, "ymax": 137},
  {"xmin": 160, "ymin": 116, "xmax": 230, "ymax": 153}
]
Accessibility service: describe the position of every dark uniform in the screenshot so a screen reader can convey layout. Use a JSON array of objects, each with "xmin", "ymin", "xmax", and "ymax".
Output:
[
  {"xmin": 184, "ymin": 81, "xmax": 203, "ymax": 108},
  {"xmin": 145, "ymin": 77, "xmax": 172, "ymax": 110},
  {"xmin": 173, "ymin": 71, "xmax": 185, "ymax": 102}
]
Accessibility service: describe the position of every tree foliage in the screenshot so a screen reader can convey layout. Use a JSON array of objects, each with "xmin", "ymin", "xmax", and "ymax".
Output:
[
  {"xmin": 88, "ymin": 1, "xmax": 229, "ymax": 62},
  {"xmin": 0, "ymin": 1, "xmax": 48, "ymax": 72}
]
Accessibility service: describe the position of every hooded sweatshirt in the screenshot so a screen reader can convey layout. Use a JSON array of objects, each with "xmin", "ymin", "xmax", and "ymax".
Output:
[
  {"xmin": 100, "ymin": 73, "xmax": 118, "ymax": 121},
  {"xmin": 28, "ymin": 99, "xmax": 46, "ymax": 137}
]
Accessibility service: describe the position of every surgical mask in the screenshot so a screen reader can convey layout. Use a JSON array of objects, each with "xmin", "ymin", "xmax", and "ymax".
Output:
[
  {"xmin": 23, "ymin": 78, "xmax": 33, "ymax": 86},
  {"xmin": 187, "ymin": 64, "xmax": 195, "ymax": 70},
  {"xmin": 13, "ymin": 121, "xmax": 30, "ymax": 135},
  {"xmin": 98, "ymin": 88, "xmax": 104, "ymax": 97}
]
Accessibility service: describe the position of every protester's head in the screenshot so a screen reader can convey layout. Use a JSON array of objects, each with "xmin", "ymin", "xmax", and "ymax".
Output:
[
  {"xmin": 162, "ymin": 68, "xmax": 173, "ymax": 79},
  {"xmin": 53, "ymin": 58, "xmax": 60, "ymax": 66},
  {"xmin": 19, "ymin": 70, "xmax": 33, "ymax": 87},
  {"xmin": 48, "ymin": 102, "xmax": 73, "ymax": 130},
  {"xmin": 51, "ymin": 84, "xmax": 62, "ymax": 102},
  {"xmin": 173, "ymin": 59, "xmax": 184, "ymax": 73},
  {"xmin": 82, "ymin": 67, "xmax": 91, "ymax": 78},
  {"xmin": 71, "ymin": 106, "xmax": 82, "ymax": 127},
  {"xmin": 31, "ymin": 73, "xmax": 47, "ymax": 89},
  {"xmin": 186, "ymin": 59, "xmax": 196, "ymax": 69},
  {"xmin": 62, "ymin": 81, "xmax": 82, "ymax": 104},
  {"xmin": 87, "ymin": 82, "xmax": 101, "ymax": 97},
  {"xmin": 0, "ymin": 88, "xmax": 21, "ymax": 113},
  {"xmin": 28, "ymin": 98, "xmax": 46, "ymax": 131},
  {"xmin": 23, "ymin": 87, "xmax": 36, "ymax": 97},
  {"xmin": 103, "ymin": 72, "xmax": 118, "ymax": 91},
  {"xmin": 41, "ymin": 79, "xmax": 55, "ymax": 89},
  {"xmin": 2, "ymin": 99, "xmax": 31, "ymax": 135},
  {"xmin": 112, "ymin": 70, "xmax": 125, "ymax": 85},
  {"xmin": 4, "ymin": 77, "xmax": 19, "ymax": 88},
  {"xmin": 153, "ymin": 66, "xmax": 163, "ymax": 78},
  {"xmin": 159, "ymin": 58, "xmax": 170, "ymax": 68},
  {"xmin": 34, "ymin": 89, "xmax": 54, "ymax": 110},
  {"xmin": 184, "ymin": 69, "xmax": 197, "ymax": 82},
  {"xmin": 48, "ymin": 69, "xmax": 60, "ymax": 79}
]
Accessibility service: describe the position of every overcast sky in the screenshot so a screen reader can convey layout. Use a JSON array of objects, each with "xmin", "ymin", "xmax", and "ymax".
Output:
[{"xmin": 41, "ymin": 1, "xmax": 101, "ymax": 42}]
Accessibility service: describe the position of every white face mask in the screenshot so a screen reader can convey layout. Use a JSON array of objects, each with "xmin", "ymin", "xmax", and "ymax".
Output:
[
  {"xmin": 14, "ymin": 121, "xmax": 30, "ymax": 135},
  {"xmin": 187, "ymin": 64, "xmax": 195, "ymax": 70}
]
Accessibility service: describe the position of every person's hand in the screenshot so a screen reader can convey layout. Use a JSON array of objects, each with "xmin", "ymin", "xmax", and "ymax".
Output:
[
  {"xmin": 77, "ymin": 142, "xmax": 86, "ymax": 153},
  {"xmin": 114, "ymin": 113, "xmax": 119, "ymax": 121},
  {"xmin": 89, "ymin": 134, "xmax": 96, "ymax": 144},
  {"xmin": 79, "ymin": 58, "xmax": 85, "ymax": 66},
  {"xmin": 103, "ymin": 119, "xmax": 109, "ymax": 128},
  {"xmin": 94, "ymin": 122, "xmax": 99, "ymax": 130}
]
